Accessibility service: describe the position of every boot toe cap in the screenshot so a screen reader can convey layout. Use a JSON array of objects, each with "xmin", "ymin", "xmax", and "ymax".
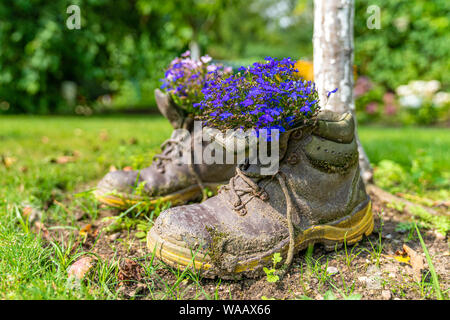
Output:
[
  {"xmin": 152, "ymin": 203, "xmax": 218, "ymax": 249},
  {"xmin": 151, "ymin": 196, "xmax": 288, "ymax": 257},
  {"xmin": 97, "ymin": 170, "xmax": 139, "ymax": 194}
]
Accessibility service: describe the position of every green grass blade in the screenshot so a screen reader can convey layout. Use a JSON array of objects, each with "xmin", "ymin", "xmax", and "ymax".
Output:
[{"xmin": 414, "ymin": 223, "xmax": 444, "ymax": 300}]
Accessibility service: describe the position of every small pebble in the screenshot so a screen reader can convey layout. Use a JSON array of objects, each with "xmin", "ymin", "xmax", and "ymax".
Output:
[
  {"xmin": 434, "ymin": 231, "xmax": 445, "ymax": 240},
  {"xmin": 110, "ymin": 233, "xmax": 120, "ymax": 241},
  {"xmin": 358, "ymin": 268, "xmax": 382, "ymax": 290},
  {"xmin": 326, "ymin": 266, "xmax": 339, "ymax": 275},
  {"xmin": 358, "ymin": 276, "xmax": 368, "ymax": 283},
  {"xmin": 381, "ymin": 290, "xmax": 392, "ymax": 300},
  {"xmin": 366, "ymin": 276, "xmax": 382, "ymax": 290}
]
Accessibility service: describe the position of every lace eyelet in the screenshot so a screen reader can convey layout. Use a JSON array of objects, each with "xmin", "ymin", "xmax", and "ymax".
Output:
[
  {"xmin": 287, "ymin": 153, "xmax": 299, "ymax": 165},
  {"xmin": 292, "ymin": 129, "xmax": 303, "ymax": 140},
  {"xmin": 236, "ymin": 208, "xmax": 247, "ymax": 216},
  {"xmin": 156, "ymin": 167, "xmax": 165, "ymax": 174},
  {"xmin": 259, "ymin": 191, "xmax": 269, "ymax": 201}
]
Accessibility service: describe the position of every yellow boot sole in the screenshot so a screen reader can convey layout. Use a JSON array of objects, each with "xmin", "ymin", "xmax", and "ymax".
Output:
[
  {"xmin": 147, "ymin": 200, "xmax": 374, "ymax": 278},
  {"xmin": 94, "ymin": 182, "xmax": 227, "ymax": 209}
]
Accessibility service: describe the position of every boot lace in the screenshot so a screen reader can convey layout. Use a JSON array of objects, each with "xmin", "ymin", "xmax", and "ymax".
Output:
[
  {"xmin": 219, "ymin": 166, "xmax": 297, "ymax": 273},
  {"xmin": 152, "ymin": 136, "xmax": 208, "ymax": 201},
  {"xmin": 152, "ymin": 138, "xmax": 184, "ymax": 173}
]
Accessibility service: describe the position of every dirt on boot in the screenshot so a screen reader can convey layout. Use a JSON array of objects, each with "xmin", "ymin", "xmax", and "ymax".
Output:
[{"xmin": 148, "ymin": 111, "xmax": 374, "ymax": 279}]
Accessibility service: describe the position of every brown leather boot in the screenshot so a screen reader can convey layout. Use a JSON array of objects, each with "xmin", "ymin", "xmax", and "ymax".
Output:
[
  {"xmin": 94, "ymin": 89, "xmax": 236, "ymax": 209},
  {"xmin": 147, "ymin": 110, "xmax": 373, "ymax": 278}
]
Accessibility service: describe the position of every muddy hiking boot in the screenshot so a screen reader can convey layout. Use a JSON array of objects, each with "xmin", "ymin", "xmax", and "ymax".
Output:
[
  {"xmin": 94, "ymin": 89, "xmax": 236, "ymax": 209},
  {"xmin": 147, "ymin": 110, "xmax": 374, "ymax": 279}
]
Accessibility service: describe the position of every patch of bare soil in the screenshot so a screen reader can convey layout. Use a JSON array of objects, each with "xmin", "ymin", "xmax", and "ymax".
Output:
[{"xmin": 47, "ymin": 188, "xmax": 449, "ymax": 300}]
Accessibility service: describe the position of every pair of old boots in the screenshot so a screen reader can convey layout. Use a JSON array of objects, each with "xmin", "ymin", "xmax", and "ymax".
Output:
[{"xmin": 95, "ymin": 90, "xmax": 373, "ymax": 278}]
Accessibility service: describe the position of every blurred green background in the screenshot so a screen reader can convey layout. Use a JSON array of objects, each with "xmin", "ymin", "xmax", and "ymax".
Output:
[
  {"xmin": 0, "ymin": 0, "xmax": 449, "ymax": 125},
  {"xmin": 0, "ymin": 0, "xmax": 449, "ymax": 301}
]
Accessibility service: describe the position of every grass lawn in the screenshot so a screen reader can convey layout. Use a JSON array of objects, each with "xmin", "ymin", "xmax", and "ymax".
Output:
[
  {"xmin": 359, "ymin": 126, "xmax": 449, "ymax": 172},
  {"xmin": 0, "ymin": 115, "xmax": 448, "ymax": 299}
]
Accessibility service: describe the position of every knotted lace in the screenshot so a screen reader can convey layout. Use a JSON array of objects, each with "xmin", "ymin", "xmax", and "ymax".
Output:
[
  {"xmin": 152, "ymin": 139, "xmax": 184, "ymax": 173},
  {"xmin": 219, "ymin": 167, "xmax": 270, "ymax": 215},
  {"xmin": 219, "ymin": 166, "xmax": 297, "ymax": 273},
  {"xmin": 152, "ymin": 136, "xmax": 208, "ymax": 201}
]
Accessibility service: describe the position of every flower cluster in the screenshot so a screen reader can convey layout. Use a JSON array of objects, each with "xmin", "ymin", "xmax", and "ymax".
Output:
[
  {"xmin": 160, "ymin": 51, "xmax": 232, "ymax": 115},
  {"xmin": 194, "ymin": 57, "xmax": 321, "ymax": 135}
]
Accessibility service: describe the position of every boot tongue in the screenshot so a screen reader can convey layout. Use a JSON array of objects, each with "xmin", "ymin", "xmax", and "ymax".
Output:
[
  {"xmin": 155, "ymin": 129, "xmax": 191, "ymax": 163},
  {"xmin": 204, "ymin": 125, "xmax": 301, "ymax": 176},
  {"xmin": 239, "ymin": 130, "xmax": 293, "ymax": 177},
  {"xmin": 155, "ymin": 89, "xmax": 192, "ymax": 130}
]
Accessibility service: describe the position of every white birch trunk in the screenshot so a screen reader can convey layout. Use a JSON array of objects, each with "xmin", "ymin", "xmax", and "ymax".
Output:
[
  {"xmin": 313, "ymin": 0, "xmax": 373, "ymax": 183},
  {"xmin": 189, "ymin": 40, "xmax": 200, "ymax": 61}
]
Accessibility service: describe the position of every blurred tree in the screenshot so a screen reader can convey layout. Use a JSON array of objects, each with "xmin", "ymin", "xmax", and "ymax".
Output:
[
  {"xmin": 209, "ymin": 0, "xmax": 314, "ymax": 61},
  {"xmin": 0, "ymin": 0, "xmax": 179, "ymax": 113},
  {"xmin": 0, "ymin": 0, "xmax": 317, "ymax": 113},
  {"xmin": 136, "ymin": 0, "xmax": 231, "ymax": 60},
  {"xmin": 1, "ymin": 0, "xmax": 446, "ymax": 114},
  {"xmin": 354, "ymin": 0, "xmax": 450, "ymax": 90},
  {"xmin": 2, "ymin": 1, "xmax": 114, "ymax": 112}
]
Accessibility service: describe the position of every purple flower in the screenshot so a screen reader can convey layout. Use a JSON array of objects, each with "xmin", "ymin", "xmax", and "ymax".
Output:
[
  {"xmin": 258, "ymin": 114, "xmax": 274, "ymax": 123},
  {"xmin": 219, "ymin": 112, "xmax": 233, "ymax": 120},
  {"xmin": 160, "ymin": 52, "xmax": 232, "ymax": 115},
  {"xmin": 196, "ymin": 56, "xmax": 320, "ymax": 137},
  {"xmin": 300, "ymin": 106, "xmax": 311, "ymax": 113},
  {"xmin": 327, "ymin": 88, "xmax": 338, "ymax": 98},
  {"xmin": 241, "ymin": 98, "xmax": 254, "ymax": 107}
]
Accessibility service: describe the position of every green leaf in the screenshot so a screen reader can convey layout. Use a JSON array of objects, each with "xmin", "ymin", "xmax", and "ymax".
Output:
[
  {"xmin": 272, "ymin": 252, "xmax": 282, "ymax": 264},
  {"xmin": 135, "ymin": 231, "xmax": 147, "ymax": 239}
]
